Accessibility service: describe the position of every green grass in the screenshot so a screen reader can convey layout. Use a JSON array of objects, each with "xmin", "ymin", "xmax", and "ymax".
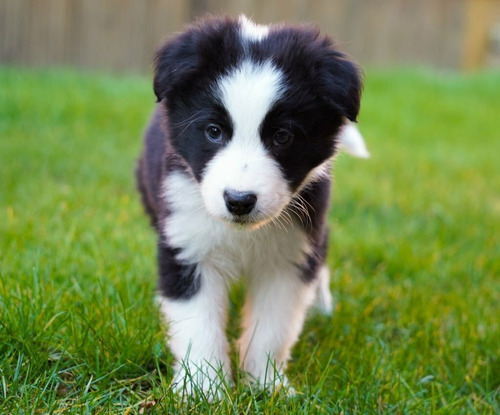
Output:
[{"xmin": 1, "ymin": 65, "xmax": 499, "ymax": 413}]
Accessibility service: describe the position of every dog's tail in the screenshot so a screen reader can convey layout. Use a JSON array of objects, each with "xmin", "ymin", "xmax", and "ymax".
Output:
[{"xmin": 338, "ymin": 123, "xmax": 370, "ymax": 159}]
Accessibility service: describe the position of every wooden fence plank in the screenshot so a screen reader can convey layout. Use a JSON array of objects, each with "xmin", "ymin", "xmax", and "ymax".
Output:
[{"xmin": 0, "ymin": 0, "xmax": 498, "ymax": 72}]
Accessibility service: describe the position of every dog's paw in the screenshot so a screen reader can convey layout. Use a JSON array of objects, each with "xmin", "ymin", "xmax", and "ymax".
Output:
[
  {"xmin": 170, "ymin": 361, "xmax": 231, "ymax": 401},
  {"xmin": 246, "ymin": 372, "xmax": 296, "ymax": 398},
  {"xmin": 242, "ymin": 361, "xmax": 296, "ymax": 397}
]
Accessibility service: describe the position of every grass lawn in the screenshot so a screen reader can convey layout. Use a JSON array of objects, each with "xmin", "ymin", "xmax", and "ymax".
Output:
[{"xmin": 0, "ymin": 66, "xmax": 499, "ymax": 414}]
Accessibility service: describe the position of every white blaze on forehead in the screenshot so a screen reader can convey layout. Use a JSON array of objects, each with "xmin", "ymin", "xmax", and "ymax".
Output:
[
  {"xmin": 200, "ymin": 61, "xmax": 290, "ymax": 226},
  {"xmin": 216, "ymin": 60, "xmax": 284, "ymax": 148},
  {"xmin": 238, "ymin": 15, "xmax": 269, "ymax": 42}
]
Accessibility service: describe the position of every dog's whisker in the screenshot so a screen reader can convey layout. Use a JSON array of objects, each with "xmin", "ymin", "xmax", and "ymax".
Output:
[
  {"xmin": 170, "ymin": 110, "xmax": 206, "ymax": 128},
  {"xmin": 288, "ymin": 202, "xmax": 310, "ymax": 230},
  {"xmin": 290, "ymin": 194, "xmax": 314, "ymax": 229}
]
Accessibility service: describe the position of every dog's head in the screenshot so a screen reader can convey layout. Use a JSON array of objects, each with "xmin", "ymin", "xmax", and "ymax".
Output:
[{"xmin": 154, "ymin": 15, "xmax": 362, "ymax": 229}]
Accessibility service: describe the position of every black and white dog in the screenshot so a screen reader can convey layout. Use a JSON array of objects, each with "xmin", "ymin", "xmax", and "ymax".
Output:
[{"xmin": 136, "ymin": 15, "xmax": 367, "ymax": 396}]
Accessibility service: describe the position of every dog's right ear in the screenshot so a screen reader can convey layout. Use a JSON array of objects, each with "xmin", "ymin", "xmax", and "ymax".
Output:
[{"xmin": 153, "ymin": 32, "xmax": 199, "ymax": 103}]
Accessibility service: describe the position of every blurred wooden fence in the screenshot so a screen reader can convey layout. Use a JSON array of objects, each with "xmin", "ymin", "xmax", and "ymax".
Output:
[{"xmin": 1, "ymin": 0, "xmax": 499, "ymax": 73}]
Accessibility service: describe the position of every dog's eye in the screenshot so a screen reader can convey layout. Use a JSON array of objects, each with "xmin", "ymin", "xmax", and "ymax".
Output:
[
  {"xmin": 273, "ymin": 130, "xmax": 293, "ymax": 147},
  {"xmin": 205, "ymin": 124, "xmax": 223, "ymax": 143}
]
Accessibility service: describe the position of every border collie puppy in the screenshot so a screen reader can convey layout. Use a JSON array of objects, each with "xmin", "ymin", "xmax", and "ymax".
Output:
[{"xmin": 136, "ymin": 15, "xmax": 364, "ymax": 396}]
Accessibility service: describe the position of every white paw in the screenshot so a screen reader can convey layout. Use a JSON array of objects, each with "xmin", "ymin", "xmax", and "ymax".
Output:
[
  {"xmin": 242, "ymin": 360, "xmax": 295, "ymax": 396},
  {"xmin": 171, "ymin": 361, "xmax": 230, "ymax": 401},
  {"xmin": 249, "ymin": 373, "xmax": 296, "ymax": 397}
]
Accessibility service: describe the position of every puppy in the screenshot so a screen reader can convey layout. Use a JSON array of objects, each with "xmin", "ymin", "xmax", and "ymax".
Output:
[{"xmin": 136, "ymin": 15, "xmax": 364, "ymax": 396}]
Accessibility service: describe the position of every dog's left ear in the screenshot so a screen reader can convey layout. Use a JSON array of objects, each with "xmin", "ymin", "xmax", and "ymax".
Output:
[{"xmin": 317, "ymin": 50, "xmax": 363, "ymax": 122}]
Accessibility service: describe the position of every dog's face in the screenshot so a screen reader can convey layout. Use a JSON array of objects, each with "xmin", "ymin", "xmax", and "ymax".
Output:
[{"xmin": 154, "ymin": 16, "xmax": 362, "ymax": 229}]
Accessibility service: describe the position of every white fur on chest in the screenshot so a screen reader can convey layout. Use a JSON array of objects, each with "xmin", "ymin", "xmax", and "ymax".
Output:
[{"xmin": 162, "ymin": 171, "xmax": 311, "ymax": 280}]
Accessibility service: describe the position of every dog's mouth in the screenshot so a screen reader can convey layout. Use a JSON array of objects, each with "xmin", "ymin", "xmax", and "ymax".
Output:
[
  {"xmin": 231, "ymin": 215, "xmax": 252, "ymax": 225},
  {"xmin": 224, "ymin": 209, "xmax": 285, "ymax": 231},
  {"xmin": 226, "ymin": 213, "xmax": 264, "ymax": 230},
  {"xmin": 216, "ymin": 208, "xmax": 272, "ymax": 230}
]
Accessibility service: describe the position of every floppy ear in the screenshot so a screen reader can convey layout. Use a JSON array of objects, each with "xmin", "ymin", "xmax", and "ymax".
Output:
[
  {"xmin": 317, "ymin": 50, "xmax": 363, "ymax": 122},
  {"xmin": 153, "ymin": 32, "xmax": 199, "ymax": 103}
]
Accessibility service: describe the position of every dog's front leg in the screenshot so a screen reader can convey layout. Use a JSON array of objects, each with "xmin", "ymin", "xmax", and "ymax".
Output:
[
  {"xmin": 157, "ymin": 247, "xmax": 231, "ymax": 399},
  {"xmin": 238, "ymin": 267, "xmax": 318, "ymax": 391}
]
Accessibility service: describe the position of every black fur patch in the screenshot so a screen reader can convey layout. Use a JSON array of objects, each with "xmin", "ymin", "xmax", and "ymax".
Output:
[
  {"xmin": 153, "ymin": 17, "xmax": 242, "ymax": 106},
  {"xmin": 157, "ymin": 241, "xmax": 201, "ymax": 300},
  {"xmin": 290, "ymin": 174, "xmax": 331, "ymax": 282},
  {"xmin": 167, "ymin": 102, "xmax": 234, "ymax": 182}
]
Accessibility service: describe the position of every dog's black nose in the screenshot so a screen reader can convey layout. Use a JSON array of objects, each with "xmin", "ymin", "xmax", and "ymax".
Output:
[{"xmin": 223, "ymin": 190, "xmax": 257, "ymax": 216}]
